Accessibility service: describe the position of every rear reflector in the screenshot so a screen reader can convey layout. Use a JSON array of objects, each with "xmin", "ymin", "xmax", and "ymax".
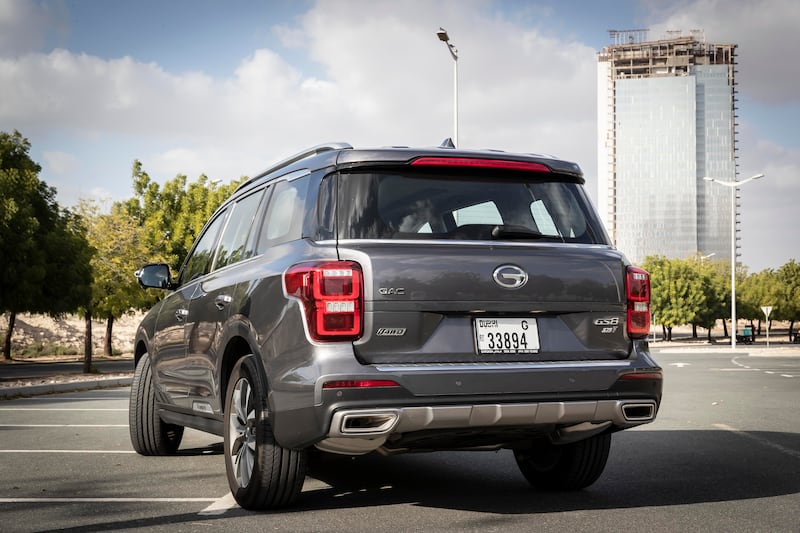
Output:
[
  {"xmin": 626, "ymin": 266, "xmax": 651, "ymax": 339},
  {"xmin": 618, "ymin": 371, "xmax": 663, "ymax": 381},
  {"xmin": 410, "ymin": 157, "xmax": 551, "ymax": 172},
  {"xmin": 322, "ymin": 380, "xmax": 400, "ymax": 389},
  {"xmin": 284, "ymin": 261, "xmax": 363, "ymax": 341}
]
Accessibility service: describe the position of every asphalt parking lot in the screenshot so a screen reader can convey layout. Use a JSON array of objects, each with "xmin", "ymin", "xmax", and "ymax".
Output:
[{"xmin": 0, "ymin": 349, "xmax": 798, "ymax": 532}]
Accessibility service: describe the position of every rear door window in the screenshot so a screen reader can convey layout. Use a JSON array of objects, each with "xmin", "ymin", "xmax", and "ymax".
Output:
[
  {"xmin": 214, "ymin": 189, "xmax": 265, "ymax": 269},
  {"xmin": 180, "ymin": 209, "xmax": 229, "ymax": 284}
]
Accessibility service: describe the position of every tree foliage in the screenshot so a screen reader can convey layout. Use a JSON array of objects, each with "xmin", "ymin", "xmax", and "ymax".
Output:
[
  {"xmin": 642, "ymin": 256, "xmax": 710, "ymax": 340},
  {"xmin": 1, "ymin": 131, "xmax": 92, "ymax": 359},
  {"xmin": 118, "ymin": 160, "xmax": 241, "ymax": 272},
  {"xmin": 77, "ymin": 200, "xmax": 155, "ymax": 356}
]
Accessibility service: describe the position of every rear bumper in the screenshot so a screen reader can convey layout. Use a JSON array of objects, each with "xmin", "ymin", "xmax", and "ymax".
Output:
[
  {"xmin": 317, "ymin": 398, "xmax": 658, "ymax": 454},
  {"xmin": 266, "ymin": 341, "xmax": 662, "ymax": 451}
]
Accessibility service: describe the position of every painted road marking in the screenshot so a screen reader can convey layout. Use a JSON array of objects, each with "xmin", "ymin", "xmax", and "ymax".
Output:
[
  {"xmin": 0, "ymin": 449, "xmax": 135, "ymax": 453},
  {"xmin": 0, "ymin": 408, "xmax": 127, "ymax": 411},
  {"xmin": 0, "ymin": 497, "xmax": 216, "ymax": 503},
  {"xmin": 0, "ymin": 424, "xmax": 127, "ymax": 428},
  {"xmin": 198, "ymin": 493, "xmax": 238, "ymax": 515},
  {"xmin": 713, "ymin": 423, "xmax": 800, "ymax": 461}
]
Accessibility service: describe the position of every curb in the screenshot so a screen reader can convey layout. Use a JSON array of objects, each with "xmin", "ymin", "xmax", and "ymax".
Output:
[{"xmin": 0, "ymin": 377, "xmax": 133, "ymax": 399}]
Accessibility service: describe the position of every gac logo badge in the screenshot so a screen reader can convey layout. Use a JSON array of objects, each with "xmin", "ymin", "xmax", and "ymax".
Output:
[
  {"xmin": 492, "ymin": 265, "xmax": 528, "ymax": 289},
  {"xmin": 378, "ymin": 287, "xmax": 405, "ymax": 295},
  {"xmin": 376, "ymin": 328, "xmax": 406, "ymax": 337}
]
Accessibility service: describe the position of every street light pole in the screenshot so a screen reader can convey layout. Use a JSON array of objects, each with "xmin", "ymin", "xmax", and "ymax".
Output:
[
  {"xmin": 436, "ymin": 28, "xmax": 458, "ymax": 147},
  {"xmin": 704, "ymin": 173, "xmax": 765, "ymax": 349}
]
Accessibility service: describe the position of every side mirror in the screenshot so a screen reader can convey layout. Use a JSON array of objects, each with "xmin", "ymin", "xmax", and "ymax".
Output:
[{"xmin": 135, "ymin": 263, "xmax": 175, "ymax": 290}]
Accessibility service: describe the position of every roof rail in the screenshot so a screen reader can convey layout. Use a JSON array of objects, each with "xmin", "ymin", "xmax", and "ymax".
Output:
[{"xmin": 236, "ymin": 142, "xmax": 352, "ymax": 192}]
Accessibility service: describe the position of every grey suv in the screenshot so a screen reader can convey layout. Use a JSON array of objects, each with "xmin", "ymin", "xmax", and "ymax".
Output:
[{"xmin": 130, "ymin": 142, "xmax": 662, "ymax": 510}]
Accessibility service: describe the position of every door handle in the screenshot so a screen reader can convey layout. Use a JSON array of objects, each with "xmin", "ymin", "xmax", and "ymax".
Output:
[
  {"xmin": 215, "ymin": 294, "xmax": 233, "ymax": 310},
  {"xmin": 175, "ymin": 308, "xmax": 189, "ymax": 322}
]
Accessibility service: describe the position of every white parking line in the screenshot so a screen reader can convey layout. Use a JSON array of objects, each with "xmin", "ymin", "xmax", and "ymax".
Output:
[
  {"xmin": 21, "ymin": 396, "xmax": 128, "ymax": 401},
  {"xmin": 198, "ymin": 493, "xmax": 238, "ymax": 515},
  {"xmin": 0, "ymin": 408, "xmax": 127, "ymax": 411},
  {"xmin": 0, "ymin": 497, "xmax": 217, "ymax": 503},
  {"xmin": 0, "ymin": 424, "xmax": 127, "ymax": 428},
  {"xmin": 713, "ymin": 423, "xmax": 800, "ymax": 460},
  {"xmin": 0, "ymin": 450, "xmax": 135, "ymax": 453}
]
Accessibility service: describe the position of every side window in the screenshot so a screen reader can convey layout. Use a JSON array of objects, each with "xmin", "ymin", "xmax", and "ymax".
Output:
[
  {"xmin": 214, "ymin": 189, "xmax": 265, "ymax": 269},
  {"xmin": 181, "ymin": 208, "xmax": 228, "ymax": 284},
  {"xmin": 258, "ymin": 177, "xmax": 308, "ymax": 252}
]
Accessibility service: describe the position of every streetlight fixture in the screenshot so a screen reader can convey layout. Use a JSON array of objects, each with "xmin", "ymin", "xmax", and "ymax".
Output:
[
  {"xmin": 704, "ymin": 173, "xmax": 765, "ymax": 349},
  {"xmin": 436, "ymin": 27, "xmax": 458, "ymax": 147}
]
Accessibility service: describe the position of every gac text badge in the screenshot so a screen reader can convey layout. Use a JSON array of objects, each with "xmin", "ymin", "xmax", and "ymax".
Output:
[{"xmin": 492, "ymin": 264, "xmax": 528, "ymax": 289}]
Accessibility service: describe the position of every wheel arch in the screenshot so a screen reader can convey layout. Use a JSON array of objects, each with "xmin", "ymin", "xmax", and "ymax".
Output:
[
  {"xmin": 220, "ymin": 335, "xmax": 266, "ymax": 411},
  {"xmin": 133, "ymin": 338, "xmax": 149, "ymax": 368}
]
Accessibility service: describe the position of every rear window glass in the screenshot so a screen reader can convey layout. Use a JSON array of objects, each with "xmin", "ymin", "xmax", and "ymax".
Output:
[{"xmin": 336, "ymin": 172, "xmax": 606, "ymax": 244}]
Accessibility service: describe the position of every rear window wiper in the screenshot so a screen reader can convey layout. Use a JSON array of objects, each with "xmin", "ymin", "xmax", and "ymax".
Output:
[{"xmin": 491, "ymin": 225, "xmax": 563, "ymax": 241}]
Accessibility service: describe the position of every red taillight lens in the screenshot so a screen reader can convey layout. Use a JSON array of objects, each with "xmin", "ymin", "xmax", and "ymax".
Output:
[
  {"xmin": 626, "ymin": 266, "xmax": 650, "ymax": 339},
  {"xmin": 410, "ymin": 157, "xmax": 551, "ymax": 172},
  {"xmin": 322, "ymin": 380, "xmax": 400, "ymax": 389},
  {"xmin": 284, "ymin": 261, "xmax": 363, "ymax": 341}
]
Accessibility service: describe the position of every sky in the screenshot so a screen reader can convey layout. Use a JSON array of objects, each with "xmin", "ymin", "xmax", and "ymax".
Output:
[{"xmin": 1, "ymin": 0, "xmax": 798, "ymax": 272}]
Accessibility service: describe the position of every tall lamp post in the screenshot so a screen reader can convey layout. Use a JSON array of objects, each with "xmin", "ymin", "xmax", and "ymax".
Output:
[
  {"xmin": 704, "ymin": 173, "xmax": 765, "ymax": 349},
  {"xmin": 436, "ymin": 27, "xmax": 458, "ymax": 147}
]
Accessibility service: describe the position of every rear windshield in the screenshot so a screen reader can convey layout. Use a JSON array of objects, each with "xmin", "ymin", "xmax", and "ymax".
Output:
[{"xmin": 334, "ymin": 172, "xmax": 608, "ymax": 244}]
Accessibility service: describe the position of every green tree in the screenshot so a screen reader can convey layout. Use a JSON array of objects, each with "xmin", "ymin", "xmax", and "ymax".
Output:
[
  {"xmin": 1, "ymin": 131, "xmax": 92, "ymax": 360},
  {"xmin": 775, "ymin": 260, "xmax": 800, "ymax": 339},
  {"xmin": 78, "ymin": 200, "xmax": 156, "ymax": 359},
  {"xmin": 119, "ymin": 160, "xmax": 241, "ymax": 272},
  {"xmin": 739, "ymin": 269, "xmax": 775, "ymax": 335},
  {"xmin": 692, "ymin": 257, "xmax": 728, "ymax": 341},
  {"xmin": 642, "ymin": 256, "xmax": 708, "ymax": 341}
]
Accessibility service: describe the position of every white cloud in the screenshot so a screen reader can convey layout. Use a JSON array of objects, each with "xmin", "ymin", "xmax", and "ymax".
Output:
[
  {"xmin": 0, "ymin": 0, "xmax": 797, "ymax": 271},
  {"xmin": 42, "ymin": 150, "xmax": 79, "ymax": 175}
]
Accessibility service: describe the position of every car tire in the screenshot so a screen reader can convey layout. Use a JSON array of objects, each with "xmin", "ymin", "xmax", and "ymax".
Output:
[
  {"xmin": 129, "ymin": 353, "xmax": 184, "ymax": 455},
  {"xmin": 514, "ymin": 433, "xmax": 611, "ymax": 491},
  {"xmin": 224, "ymin": 355, "xmax": 307, "ymax": 510}
]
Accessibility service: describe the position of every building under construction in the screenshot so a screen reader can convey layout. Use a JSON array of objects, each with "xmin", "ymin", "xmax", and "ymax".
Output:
[{"xmin": 597, "ymin": 29, "xmax": 738, "ymax": 265}]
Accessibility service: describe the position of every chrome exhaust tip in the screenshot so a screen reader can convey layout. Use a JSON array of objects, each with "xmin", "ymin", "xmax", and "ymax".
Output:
[
  {"xmin": 339, "ymin": 412, "xmax": 399, "ymax": 435},
  {"xmin": 621, "ymin": 402, "xmax": 656, "ymax": 422}
]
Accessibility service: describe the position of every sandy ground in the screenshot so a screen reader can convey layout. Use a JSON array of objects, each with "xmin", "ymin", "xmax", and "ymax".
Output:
[
  {"xmin": 0, "ymin": 313, "xmax": 140, "ymax": 388},
  {"xmin": 1, "ymin": 312, "xmax": 142, "ymax": 358}
]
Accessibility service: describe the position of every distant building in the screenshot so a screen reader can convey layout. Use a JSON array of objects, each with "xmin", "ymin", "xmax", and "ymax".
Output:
[{"xmin": 597, "ymin": 30, "xmax": 738, "ymax": 265}]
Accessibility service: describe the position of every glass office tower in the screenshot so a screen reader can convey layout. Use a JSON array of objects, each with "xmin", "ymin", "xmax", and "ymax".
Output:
[{"xmin": 597, "ymin": 31, "xmax": 738, "ymax": 265}]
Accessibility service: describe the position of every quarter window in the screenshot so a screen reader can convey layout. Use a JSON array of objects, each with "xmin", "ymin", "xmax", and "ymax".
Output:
[{"xmin": 258, "ymin": 177, "xmax": 309, "ymax": 252}]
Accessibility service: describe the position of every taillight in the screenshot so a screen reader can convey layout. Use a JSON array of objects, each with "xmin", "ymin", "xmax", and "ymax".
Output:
[
  {"xmin": 284, "ymin": 261, "xmax": 363, "ymax": 341},
  {"xmin": 626, "ymin": 266, "xmax": 650, "ymax": 339},
  {"xmin": 410, "ymin": 157, "xmax": 551, "ymax": 172}
]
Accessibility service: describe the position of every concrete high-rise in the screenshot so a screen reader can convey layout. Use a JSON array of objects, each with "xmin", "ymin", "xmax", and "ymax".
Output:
[{"xmin": 597, "ymin": 30, "xmax": 738, "ymax": 265}]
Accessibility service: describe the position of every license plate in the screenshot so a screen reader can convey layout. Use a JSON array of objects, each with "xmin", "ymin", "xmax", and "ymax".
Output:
[{"xmin": 474, "ymin": 318, "xmax": 540, "ymax": 354}]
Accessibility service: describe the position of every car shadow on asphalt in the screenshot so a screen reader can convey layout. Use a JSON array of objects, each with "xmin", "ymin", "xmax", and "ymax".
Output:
[
  {"xmin": 294, "ymin": 428, "xmax": 800, "ymax": 514},
  {"xmin": 45, "ymin": 428, "xmax": 799, "ymax": 531}
]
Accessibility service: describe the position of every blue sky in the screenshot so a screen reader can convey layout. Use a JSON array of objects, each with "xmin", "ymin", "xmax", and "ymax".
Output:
[{"xmin": 1, "ymin": 0, "xmax": 798, "ymax": 272}]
